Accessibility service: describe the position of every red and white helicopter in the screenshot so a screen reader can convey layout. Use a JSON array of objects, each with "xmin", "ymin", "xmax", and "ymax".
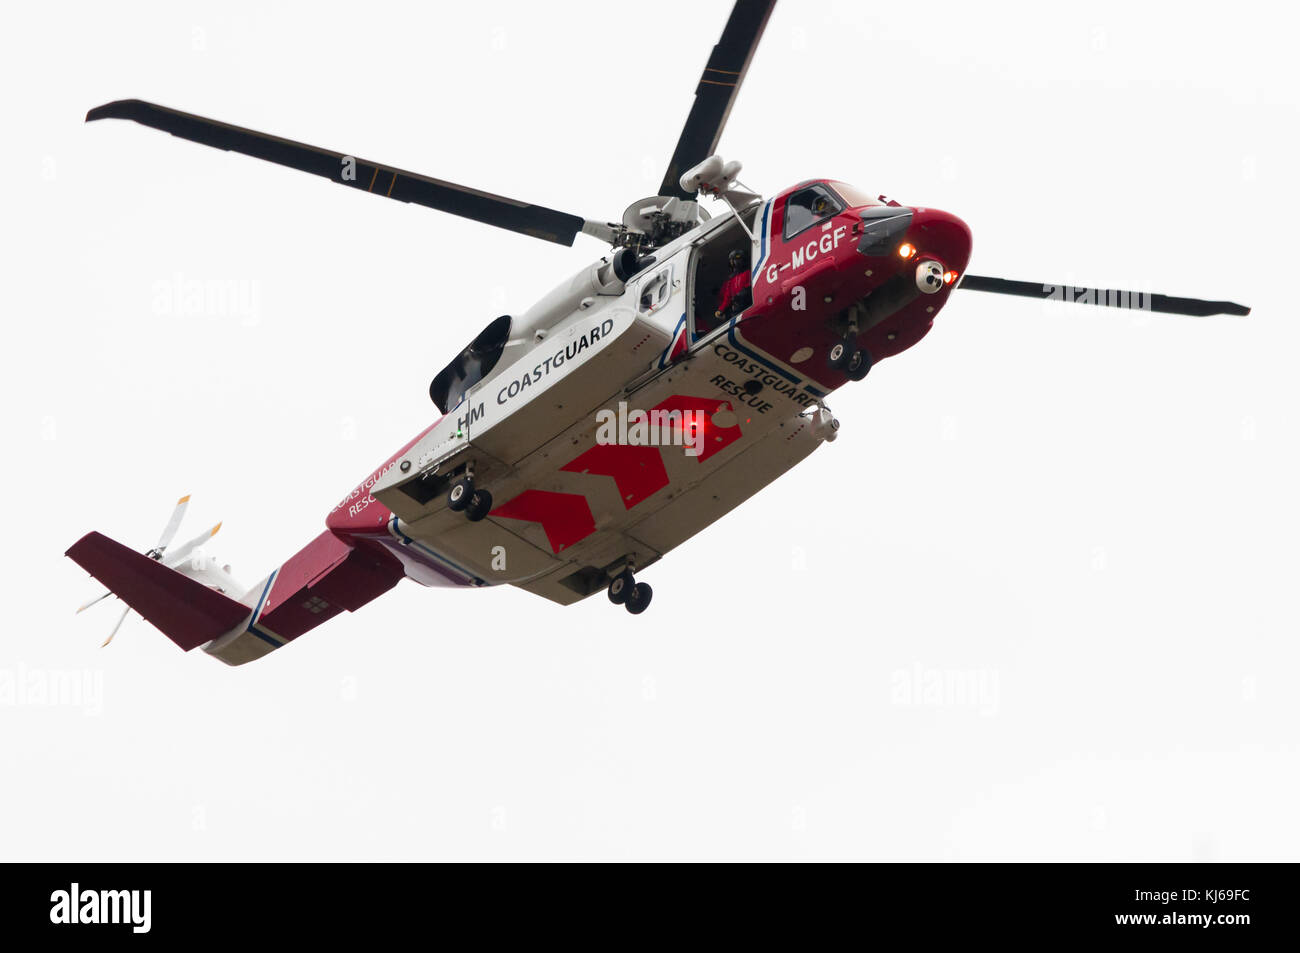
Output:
[{"xmin": 68, "ymin": 0, "xmax": 1249, "ymax": 666}]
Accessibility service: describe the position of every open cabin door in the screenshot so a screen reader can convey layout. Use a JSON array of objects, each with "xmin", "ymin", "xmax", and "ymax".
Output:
[{"xmin": 685, "ymin": 205, "xmax": 763, "ymax": 347}]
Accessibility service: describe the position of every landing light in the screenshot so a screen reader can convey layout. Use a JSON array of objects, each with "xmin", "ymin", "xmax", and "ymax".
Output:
[
  {"xmin": 943, "ymin": 271, "xmax": 957, "ymax": 284},
  {"xmin": 898, "ymin": 243, "xmax": 915, "ymax": 258}
]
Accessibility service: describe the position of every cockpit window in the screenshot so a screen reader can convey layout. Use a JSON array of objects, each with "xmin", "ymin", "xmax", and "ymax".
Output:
[
  {"xmin": 783, "ymin": 184, "xmax": 844, "ymax": 240},
  {"xmin": 825, "ymin": 181, "xmax": 880, "ymax": 209}
]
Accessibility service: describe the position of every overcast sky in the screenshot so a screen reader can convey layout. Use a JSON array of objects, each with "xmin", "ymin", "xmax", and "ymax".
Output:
[{"xmin": 3, "ymin": 0, "xmax": 1296, "ymax": 860}]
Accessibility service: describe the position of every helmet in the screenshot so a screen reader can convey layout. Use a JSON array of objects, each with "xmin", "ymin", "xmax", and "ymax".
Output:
[{"xmin": 728, "ymin": 248, "xmax": 745, "ymax": 269}]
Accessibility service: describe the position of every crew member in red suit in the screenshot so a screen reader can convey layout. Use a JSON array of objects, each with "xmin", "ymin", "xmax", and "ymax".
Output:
[{"xmin": 714, "ymin": 248, "xmax": 752, "ymax": 325}]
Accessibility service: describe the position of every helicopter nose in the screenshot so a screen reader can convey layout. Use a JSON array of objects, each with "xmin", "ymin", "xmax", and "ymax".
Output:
[{"xmin": 906, "ymin": 207, "xmax": 973, "ymax": 281}]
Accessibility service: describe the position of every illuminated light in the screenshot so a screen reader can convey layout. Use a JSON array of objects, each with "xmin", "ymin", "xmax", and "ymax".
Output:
[
  {"xmin": 898, "ymin": 243, "xmax": 914, "ymax": 258},
  {"xmin": 943, "ymin": 271, "xmax": 957, "ymax": 284}
]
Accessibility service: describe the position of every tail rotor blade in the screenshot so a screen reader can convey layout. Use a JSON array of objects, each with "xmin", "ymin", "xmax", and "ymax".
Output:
[
  {"xmin": 74, "ymin": 501, "xmax": 223, "ymax": 641},
  {"xmin": 155, "ymin": 494, "xmax": 191, "ymax": 552},
  {"xmin": 956, "ymin": 274, "xmax": 1250, "ymax": 317},
  {"xmin": 76, "ymin": 590, "xmax": 114, "ymax": 614},
  {"xmin": 163, "ymin": 522, "xmax": 222, "ymax": 568},
  {"xmin": 101, "ymin": 604, "xmax": 131, "ymax": 647}
]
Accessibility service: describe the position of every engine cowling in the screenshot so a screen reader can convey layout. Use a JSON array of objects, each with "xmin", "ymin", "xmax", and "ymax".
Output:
[
  {"xmin": 429, "ymin": 314, "xmax": 512, "ymax": 414},
  {"xmin": 427, "ymin": 249, "xmax": 650, "ymax": 414}
]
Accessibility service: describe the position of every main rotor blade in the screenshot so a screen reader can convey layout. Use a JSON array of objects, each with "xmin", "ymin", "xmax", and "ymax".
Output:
[
  {"xmin": 86, "ymin": 99, "xmax": 590, "ymax": 246},
  {"xmin": 163, "ymin": 522, "xmax": 222, "ymax": 568},
  {"xmin": 957, "ymin": 275, "xmax": 1250, "ymax": 317},
  {"xmin": 658, "ymin": 0, "xmax": 777, "ymax": 200},
  {"xmin": 155, "ymin": 493, "xmax": 190, "ymax": 552}
]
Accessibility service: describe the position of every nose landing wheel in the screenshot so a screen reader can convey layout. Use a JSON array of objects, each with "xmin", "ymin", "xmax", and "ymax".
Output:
[
  {"xmin": 608, "ymin": 569, "xmax": 653, "ymax": 614},
  {"xmin": 846, "ymin": 347, "xmax": 871, "ymax": 381},
  {"xmin": 828, "ymin": 338, "xmax": 871, "ymax": 381}
]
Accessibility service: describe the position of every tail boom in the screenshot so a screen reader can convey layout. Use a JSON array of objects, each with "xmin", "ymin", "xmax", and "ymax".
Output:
[
  {"xmin": 67, "ymin": 529, "xmax": 406, "ymax": 666},
  {"xmin": 203, "ymin": 531, "xmax": 403, "ymax": 666}
]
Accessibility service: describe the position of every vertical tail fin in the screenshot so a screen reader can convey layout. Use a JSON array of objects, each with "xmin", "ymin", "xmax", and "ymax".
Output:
[
  {"xmin": 66, "ymin": 532, "xmax": 251, "ymax": 650},
  {"xmin": 69, "ymin": 527, "xmax": 406, "ymax": 666}
]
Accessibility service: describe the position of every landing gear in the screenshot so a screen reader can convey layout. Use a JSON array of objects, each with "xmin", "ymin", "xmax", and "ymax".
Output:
[
  {"xmin": 846, "ymin": 347, "xmax": 871, "ymax": 381},
  {"xmin": 447, "ymin": 479, "xmax": 472, "ymax": 512},
  {"xmin": 607, "ymin": 569, "xmax": 634, "ymax": 605},
  {"xmin": 465, "ymin": 489, "xmax": 493, "ymax": 522},
  {"xmin": 828, "ymin": 336, "xmax": 870, "ymax": 380},
  {"xmin": 608, "ymin": 569, "xmax": 652, "ymax": 614},
  {"xmin": 448, "ymin": 477, "xmax": 492, "ymax": 521},
  {"xmin": 827, "ymin": 340, "xmax": 850, "ymax": 370},
  {"xmin": 625, "ymin": 582, "xmax": 653, "ymax": 615}
]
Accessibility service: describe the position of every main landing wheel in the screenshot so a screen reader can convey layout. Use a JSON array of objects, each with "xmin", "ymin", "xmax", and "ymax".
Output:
[
  {"xmin": 465, "ymin": 489, "xmax": 493, "ymax": 522},
  {"xmin": 607, "ymin": 569, "xmax": 635, "ymax": 605},
  {"xmin": 447, "ymin": 479, "xmax": 473, "ymax": 512},
  {"xmin": 625, "ymin": 582, "xmax": 653, "ymax": 615},
  {"xmin": 827, "ymin": 340, "xmax": 850, "ymax": 370}
]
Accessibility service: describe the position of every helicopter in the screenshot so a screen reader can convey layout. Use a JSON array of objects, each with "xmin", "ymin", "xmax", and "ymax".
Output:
[{"xmin": 66, "ymin": 0, "xmax": 1249, "ymax": 666}]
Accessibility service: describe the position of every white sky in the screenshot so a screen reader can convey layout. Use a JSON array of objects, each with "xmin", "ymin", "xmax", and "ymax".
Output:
[{"xmin": 2, "ymin": 0, "xmax": 1296, "ymax": 860}]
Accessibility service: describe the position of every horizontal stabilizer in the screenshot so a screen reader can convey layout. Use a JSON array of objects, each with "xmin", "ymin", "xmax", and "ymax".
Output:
[{"xmin": 66, "ymin": 532, "xmax": 250, "ymax": 650}]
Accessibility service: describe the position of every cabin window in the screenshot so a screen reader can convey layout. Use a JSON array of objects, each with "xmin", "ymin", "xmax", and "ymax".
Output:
[{"xmin": 782, "ymin": 184, "xmax": 843, "ymax": 240}]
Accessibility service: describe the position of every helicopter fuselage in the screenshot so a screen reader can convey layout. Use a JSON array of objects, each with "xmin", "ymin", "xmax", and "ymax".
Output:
[
  {"xmin": 324, "ymin": 190, "xmax": 960, "ymax": 580},
  {"xmin": 185, "ymin": 180, "xmax": 974, "ymax": 663}
]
